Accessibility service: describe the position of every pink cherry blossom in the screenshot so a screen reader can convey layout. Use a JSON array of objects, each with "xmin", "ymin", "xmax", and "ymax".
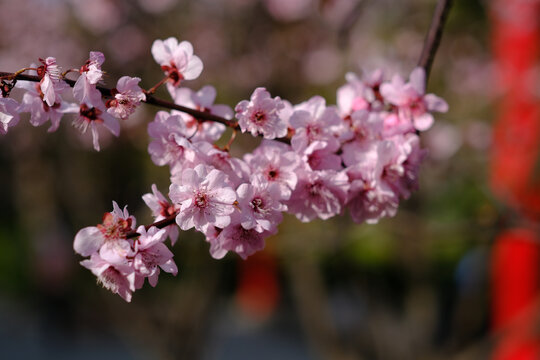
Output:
[
  {"xmin": 36, "ymin": 57, "xmax": 67, "ymax": 107},
  {"xmin": 337, "ymin": 74, "xmax": 370, "ymax": 117},
  {"xmin": 380, "ymin": 67, "xmax": 448, "ymax": 131},
  {"xmin": 345, "ymin": 141, "xmax": 401, "ymax": 224},
  {"xmin": 338, "ymin": 70, "xmax": 385, "ymax": 116},
  {"xmin": 106, "ymin": 76, "xmax": 146, "ymax": 120},
  {"xmin": 73, "ymin": 201, "xmax": 135, "ymax": 257},
  {"xmin": 236, "ymin": 176, "xmax": 286, "ymax": 233},
  {"xmin": 169, "ymin": 164, "xmax": 236, "ymax": 232},
  {"xmin": 235, "ymin": 87, "xmax": 286, "ymax": 139},
  {"xmin": 18, "ymin": 80, "xmax": 76, "ymax": 132},
  {"xmin": 303, "ymin": 141, "xmax": 342, "ymax": 171},
  {"xmin": 346, "ymin": 166, "xmax": 399, "ymax": 224},
  {"xmin": 211, "ymin": 221, "xmax": 273, "ymax": 260},
  {"xmin": 340, "ymin": 109, "xmax": 383, "ymax": 143},
  {"xmin": 73, "ymin": 51, "xmax": 106, "ymax": 108},
  {"xmin": 80, "ymin": 253, "xmax": 136, "ymax": 302},
  {"xmin": 147, "ymin": 111, "xmax": 198, "ymax": 169},
  {"xmin": 71, "ymin": 103, "xmax": 120, "ymax": 151},
  {"xmin": 133, "ymin": 226, "xmax": 178, "ymax": 287},
  {"xmin": 289, "ymin": 96, "xmax": 341, "ymax": 153},
  {"xmin": 385, "ymin": 133, "xmax": 426, "ymax": 199},
  {"xmin": 0, "ymin": 97, "xmax": 20, "ymax": 135},
  {"xmin": 286, "ymin": 167, "xmax": 349, "ymax": 222},
  {"xmin": 244, "ymin": 141, "xmax": 300, "ymax": 199},
  {"xmin": 151, "ymin": 37, "xmax": 203, "ymax": 88}
]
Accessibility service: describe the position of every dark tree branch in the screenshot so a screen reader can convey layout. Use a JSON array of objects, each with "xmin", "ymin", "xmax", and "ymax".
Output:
[{"xmin": 417, "ymin": 0, "xmax": 453, "ymax": 84}]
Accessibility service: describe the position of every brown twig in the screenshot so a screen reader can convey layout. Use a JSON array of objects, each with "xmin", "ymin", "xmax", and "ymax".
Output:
[
  {"xmin": 125, "ymin": 212, "xmax": 179, "ymax": 239},
  {"xmin": 417, "ymin": 0, "xmax": 453, "ymax": 84}
]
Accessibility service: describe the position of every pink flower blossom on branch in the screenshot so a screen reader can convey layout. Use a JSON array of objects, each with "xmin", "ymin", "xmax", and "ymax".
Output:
[
  {"xmin": 71, "ymin": 103, "xmax": 120, "ymax": 151},
  {"xmin": 0, "ymin": 97, "xmax": 20, "ymax": 135},
  {"xmin": 169, "ymin": 164, "xmax": 237, "ymax": 233},
  {"xmin": 37, "ymin": 57, "xmax": 66, "ymax": 107},
  {"xmin": 380, "ymin": 67, "xmax": 448, "ymax": 131},
  {"xmin": 73, "ymin": 51, "xmax": 106, "ymax": 108},
  {"xmin": 106, "ymin": 76, "xmax": 146, "ymax": 120},
  {"xmin": 151, "ymin": 37, "xmax": 203, "ymax": 88},
  {"xmin": 235, "ymin": 87, "xmax": 286, "ymax": 139}
]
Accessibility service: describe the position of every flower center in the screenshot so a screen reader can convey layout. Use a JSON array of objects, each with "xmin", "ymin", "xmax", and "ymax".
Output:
[
  {"xmin": 97, "ymin": 212, "xmax": 132, "ymax": 241},
  {"xmin": 252, "ymin": 110, "xmax": 266, "ymax": 124},
  {"xmin": 267, "ymin": 168, "xmax": 278, "ymax": 180},
  {"xmin": 251, "ymin": 197, "xmax": 264, "ymax": 212},
  {"xmin": 308, "ymin": 181, "xmax": 322, "ymax": 197},
  {"xmin": 194, "ymin": 192, "xmax": 208, "ymax": 208},
  {"xmin": 80, "ymin": 104, "xmax": 102, "ymax": 122},
  {"xmin": 162, "ymin": 63, "xmax": 184, "ymax": 86}
]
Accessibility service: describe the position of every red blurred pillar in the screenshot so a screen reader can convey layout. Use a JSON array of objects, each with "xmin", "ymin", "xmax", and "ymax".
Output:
[{"xmin": 490, "ymin": 0, "xmax": 540, "ymax": 359}]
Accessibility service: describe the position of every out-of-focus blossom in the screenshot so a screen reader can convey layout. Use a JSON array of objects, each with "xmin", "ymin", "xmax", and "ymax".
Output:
[
  {"xmin": 303, "ymin": 46, "xmax": 342, "ymax": 85},
  {"xmin": 138, "ymin": 0, "xmax": 177, "ymax": 14},
  {"xmin": 263, "ymin": 0, "xmax": 314, "ymax": 22},
  {"xmin": 0, "ymin": 96, "xmax": 20, "ymax": 135},
  {"xmin": 286, "ymin": 167, "xmax": 349, "ymax": 222},
  {"xmin": 465, "ymin": 120, "xmax": 492, "ymax": 151},
  {"xmin": 425, "ymin": 122, "xmax": 463, "ymax": 160},
  {"xmin": 70, "ymin": 0, "xmax": 123, "ymax": 34},
  {"xmin": 380, "ymin": 67, "xmax": 448, "ymax": 131}
]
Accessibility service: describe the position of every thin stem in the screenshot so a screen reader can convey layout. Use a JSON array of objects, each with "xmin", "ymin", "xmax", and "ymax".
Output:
[
  {"xmin": 417, "ymin": 0, "xmax": 453, "ymax": 84},
  {"xmin": 223, "ymin": 129, "xmax": 237, "ymax": 152},
  {"xmin": 145, "ymin": 75, "xmax": 170, "ymax": 95}
]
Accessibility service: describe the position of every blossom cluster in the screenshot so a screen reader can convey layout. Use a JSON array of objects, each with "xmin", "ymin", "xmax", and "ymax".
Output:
[
  {"xmin": 0, "ymin": 36, "xmax": 448, "ymax": 301},
  {"xmin": 73, "ymin": 202, "xmax": 177, "ymax": 302},
  {"xmin": 1, "ymin": 54, "xmax": 145, "ymax": 150}
]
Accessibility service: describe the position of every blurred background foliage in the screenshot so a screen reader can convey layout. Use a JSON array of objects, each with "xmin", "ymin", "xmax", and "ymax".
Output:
[{"xmin": 0, "ymin": 0, "xmax": 498, "ymax": 359}]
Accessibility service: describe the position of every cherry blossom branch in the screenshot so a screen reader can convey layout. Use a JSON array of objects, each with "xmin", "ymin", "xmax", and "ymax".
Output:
[
  {"xmin": 0, "ymin": 71, "xmax": 295, "ymax": 146},
  {"xmin": 0, "ymin": 71, "xmax": 237, "ymax": 128},
  {"xmin": 417, "ymin": 0, "xmax": 453, "ymax": 83}
]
